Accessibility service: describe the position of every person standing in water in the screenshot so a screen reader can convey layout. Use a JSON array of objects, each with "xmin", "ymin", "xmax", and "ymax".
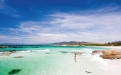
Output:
[{"xmin": 74, "ymin": 53, "xmax": 76, "ymax": 62}]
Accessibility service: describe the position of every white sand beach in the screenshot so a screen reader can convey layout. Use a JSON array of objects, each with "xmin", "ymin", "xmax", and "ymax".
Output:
[
  {"xmin": 101, "ymin": 46, "xmax": 121, "ymax": 50},
  {"xmin": 102, "ymin": 59, "xmax": 121, "ymax": 75},
  {"xmin": 97, "ymin": 46, "xmax": 121, "ymax": 75}
]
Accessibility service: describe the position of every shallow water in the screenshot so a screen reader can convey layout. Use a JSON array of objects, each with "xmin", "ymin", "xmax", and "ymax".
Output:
[{"xmin": 0, "ymin": 46, "xmax": 119, "ymax": 75}]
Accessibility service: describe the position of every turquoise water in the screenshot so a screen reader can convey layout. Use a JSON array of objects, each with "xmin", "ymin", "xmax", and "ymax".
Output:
[
  {"xmin": 0, "ymin": 45, "xmax": 106, "ymax": 50},
  {"xmin": 0, "ymin": 46, "xmax": 116, "ymax": 75}
]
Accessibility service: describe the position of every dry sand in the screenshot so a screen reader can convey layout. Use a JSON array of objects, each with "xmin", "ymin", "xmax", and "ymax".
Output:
[{"xmin": 101, "ymin": 46, "xmax": 121, "ymax": 50}]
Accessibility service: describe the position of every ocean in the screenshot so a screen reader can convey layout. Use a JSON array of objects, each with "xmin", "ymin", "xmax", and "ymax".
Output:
[{"xmin": 0, "ymin": 45, "xmax": 119, "ymax": 75}]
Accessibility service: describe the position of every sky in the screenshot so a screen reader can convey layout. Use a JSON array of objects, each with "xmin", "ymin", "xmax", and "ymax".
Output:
[{"xmin": 0, "ymin": 0, "xmax": 121, "ymax": 44}]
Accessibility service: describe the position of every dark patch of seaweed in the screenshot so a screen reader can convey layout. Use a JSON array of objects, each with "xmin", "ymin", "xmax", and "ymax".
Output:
[{"xmin": 8, "ymin": 69, "xmax": 21, "ymax": 75}]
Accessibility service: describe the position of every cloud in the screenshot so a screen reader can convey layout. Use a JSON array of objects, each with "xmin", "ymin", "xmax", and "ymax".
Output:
[
  {"xmin": 8, "ymin": 21, "xmax": 54, "ymax": 34},
  {"xmin": 0, "ymin": 0, "xmax": 20, "ymax": 18},
  {"xmin": 50, "ymin": 12, "xmax": 121, "ymax": 31},
  {"xmin": 0, "ymin": 35, "xmax": 7, "ymax": 39},
  {"xmin": 96, "ymin": 6, "xmax": 121, "ymax": 13},
  {"xmin": 1, "ymin": 6, "xmax": 121, "ymax": 43}
]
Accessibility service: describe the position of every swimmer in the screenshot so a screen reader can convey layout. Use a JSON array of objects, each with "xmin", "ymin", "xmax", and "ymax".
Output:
[{"xmin": 74, "ymin": 54, "xmax": 76, "ymax": 62}]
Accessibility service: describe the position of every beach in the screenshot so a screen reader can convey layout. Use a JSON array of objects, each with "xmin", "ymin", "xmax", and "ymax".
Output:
[
  {"xmin": 1, "ymin": 0, "xmax": 121, "ymax": 75},
  {"xmin": 101, "ymin": 46, "xmax": 121, "ymax": 75},
  {"xmin": 0, "ymin": 46, "xmax": 121, "ymax": 75},
  {"xmin": 101, "ymin": 46, "xmax": 121, "ymax": 50}
]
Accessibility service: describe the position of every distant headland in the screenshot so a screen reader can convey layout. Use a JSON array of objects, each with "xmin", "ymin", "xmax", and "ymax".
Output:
[{"xmin": 52, "ymin": 41, "xmax": 121, "ymax": 46}]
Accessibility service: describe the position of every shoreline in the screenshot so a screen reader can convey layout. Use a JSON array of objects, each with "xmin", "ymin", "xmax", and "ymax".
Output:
[
  {"xmin": 100, "ymin": 46, "xmax": 121, "ymax": 49},
  {"xmin": 95, "ymin": 46, "xmax": 121, "ymax": 74}
]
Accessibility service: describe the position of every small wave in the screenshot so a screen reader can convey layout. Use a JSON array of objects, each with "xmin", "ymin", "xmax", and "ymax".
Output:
[
  {"xmin": 67, "ymin": 48, "xmax": 94, "ymax": 55},
  {"xmin": 80, "ymin": 48, "xmax": 94, "ymax": 54},
  {"xmin": 91, "ymin": 55, "xmax": 108, "ymax": 65},
  {"xmin": 41, "ymin": 49, "xmax": 50, "ymax": 52},
  {"xmin": 17, "ymin": 49, "xmax": 50, "ymax": 53}
]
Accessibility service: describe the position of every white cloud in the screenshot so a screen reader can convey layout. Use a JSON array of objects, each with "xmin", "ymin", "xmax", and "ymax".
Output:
[
  {"xmin": 1, "ymin": 6, "xmax": 121, "ymax": 43},
  {"xmin": 96, "ymin": 6, "xmax": 121, "ymax": 13},
  {"xmin": 0, "ymin": 0, "xmax": 20, "ymax": 18},
  {"xmin": 50, "ymin": 12, "xmax": 121, "ymax": 32},
  {"xmin": 0, "ymin": 35, "xmax": 7, "ymax": 39},
  {"xmin": 8, "ymin": 21, "xmax": 54, "ymax": 34},
  {"xmin": 9, "ymin": 22, "xmax": 41, "ymax": 33}
]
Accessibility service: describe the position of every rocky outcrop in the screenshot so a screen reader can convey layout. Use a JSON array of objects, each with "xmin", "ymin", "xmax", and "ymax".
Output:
[
  {"xmin": 0, "ymin": 52, "xmax": 12, "ymax": 56},
  {"xmin": 115, "ymin": 55, "xmax": 121, "ymax": 59},
  {"xmin": 0, "ymin": 50, "xmax": 16, "ymax": 56},
  {"xmin": 14, "ymin": 56, "xmax": 23, "ymax": 58},
  {"xmin": 0, "ymin": 46, "xmax": 8, "ymax": 48},
  {"xmin": 100, "ymin": 54, "xmax": 115, "ymax": 59},
  {"xmin": 92, "ymin": 50, "xmax": 102, "ymax": 55},
  {"xmin": 9, "ymin": 50, "xmax": 16, "ymax": 53},
  {"xmin": 92, "ymin": 50, "xmax": 121, "ymax": 59},
  {"xmin": 100, "ymin": 50, "xmax": 121, "ymax": 59}
]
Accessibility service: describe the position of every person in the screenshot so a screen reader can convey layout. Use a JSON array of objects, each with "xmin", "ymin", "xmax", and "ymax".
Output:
[{"xmin": 74, "ymin": 53, "xmax": 76, "ymax": 62}]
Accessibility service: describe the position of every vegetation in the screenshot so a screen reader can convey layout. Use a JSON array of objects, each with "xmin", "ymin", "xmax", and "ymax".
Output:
[
  {"xmin": 57, "ymin": 41, "xmax": 121, "ymax": 46},
  {"xmin": 106, "ymin": 41, "xmax": 121, "ymax": 46}
]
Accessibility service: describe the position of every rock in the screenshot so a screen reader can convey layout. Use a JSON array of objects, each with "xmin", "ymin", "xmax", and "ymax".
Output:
[
  {"xmin": 45, "ymin": 52, "xmax": 50, "ymax": 54},
  {"xmin": 85, "ymin": 71, "xmax": 92, "ymax": 73},
  {"xmin": 74, "ymin": 52, "xmax": 84, "ymax": 55},
  {"xmin": 102, "ymin": 50, "xmax": 116, "ymax": 56},
  {"xmin": 115, "ymin": 55, "xmax": 121, "ymax": 59},
  {"xmin": 115, "ymin": 50, "xmax": 121, "ymax": 55},
  {"xmin": 100, "ymin": 54, "xmax": 114, "ymax": 59},
  {"xmin": 14, "ymin": 56, "xmax": 23, "ymax": 58},
  {"xmin": 104, "ymin": 52, "xmax": 112, "ymax": 56},
  {"xmin": 8, "ymin": 69, "xmax": 21, "ymax": 75},
  {"xmin": 0, "ymin": 50, "xmax": 17, "ymax": 56},
  {"xmin": 60, "ymin": 51, "xmax": 68, "ymax": 53},
  {"xmin": 102, "ymin": 50, "xmax": 112, "ymax": 53},
  {"xmin": 9, "ymin": 50, "xmax": 16, "ymax": 53},
  {"xmin": 102, "ymin": 50, "xmax": 116, "ymax": 54},
  {"xmin": 1, "ymin": 52, "xmax": 12, "ymax": 56},
  {"xmin": 100, "ymin": 50, "xmax": 121, "ymax": 59},
  {"xmin": 92, "ymin": 50, "xmax": 102, "ymax": 55},
  {"xmin": 1, "ymin": 46, "xmax": 8, "ymax": 48}
]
